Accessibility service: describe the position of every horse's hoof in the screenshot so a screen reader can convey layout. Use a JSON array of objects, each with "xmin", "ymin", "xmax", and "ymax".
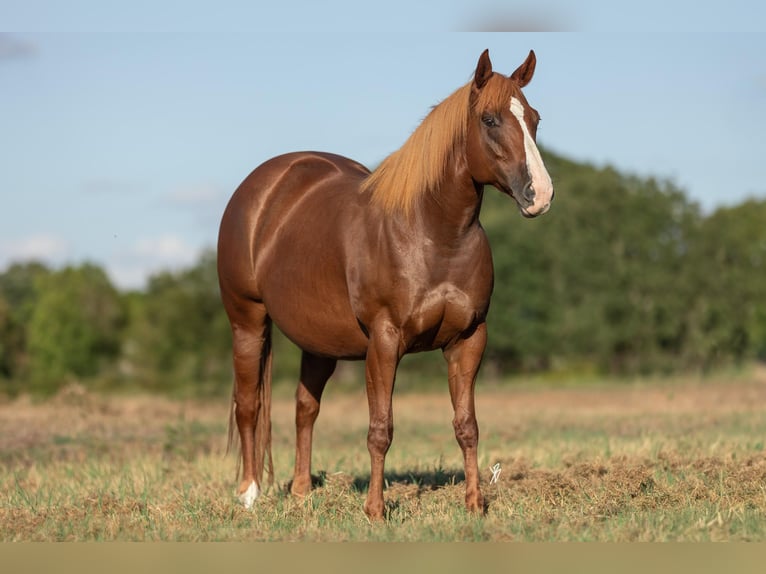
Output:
[
  {"xmin": 290, "ymin": 477, "xmax": 311, "ymax": 497},
  {"xmin": 238, "ymin": 480, "xmax": 260, "ymax": 509},
  {"xmin": 466, "ymin": 492, "xmax": 486, "ymax": 514},
  {"xmin": 364, "ymin": 502, "xmax": 385, "ymax": 522}
]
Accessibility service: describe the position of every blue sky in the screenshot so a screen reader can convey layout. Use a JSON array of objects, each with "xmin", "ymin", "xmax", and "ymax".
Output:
[{"xmin": 1, "ymin": 3, "xmax": 765, "ymax": 288}]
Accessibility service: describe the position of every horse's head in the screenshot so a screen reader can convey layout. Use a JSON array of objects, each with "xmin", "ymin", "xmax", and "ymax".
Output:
[{"xmin": 466, "ymin": 49, "xmax": 554, "ymax": 218}]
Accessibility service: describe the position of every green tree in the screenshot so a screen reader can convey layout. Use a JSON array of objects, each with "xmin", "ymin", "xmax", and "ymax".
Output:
[
  {"xmin": 684, "ymin": 199, "xmax": 766, "ymax": 367},
  {"xmin": 0, "ymin": 296, "xmax": 17, "ymax": 379},
  {"xmin": 26, "ymin": 263, "xmax": 124, "ymax": 390},
  {"xmin": 124, "ymin": 249, "xmax": 233, "ymax": 393},
  {"xmin": 3, "ymin": 151, "xmax": 764, "ymax": 396},
  {"xmin": 0, "ymin": 262, "xmax": 52, "ymax": 385},
  {"xmin": 483, "ymin": 150, "xmax": 700, "ymax": 375}
]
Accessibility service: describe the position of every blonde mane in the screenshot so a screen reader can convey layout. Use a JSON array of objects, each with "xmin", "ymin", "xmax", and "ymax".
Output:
[{"xmin": 360, "ymin": 74, "xmax": 515, "ymax": 216}]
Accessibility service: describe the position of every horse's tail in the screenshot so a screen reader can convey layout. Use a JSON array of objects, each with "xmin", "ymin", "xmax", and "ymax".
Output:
[{"xmin": 226, "ymin": 324, "xmax": 274, "ymax": 492}]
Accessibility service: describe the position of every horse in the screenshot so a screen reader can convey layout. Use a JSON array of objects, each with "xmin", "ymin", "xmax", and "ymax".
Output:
[{"xmin": 217, "ymin": 48, "xmax": 554, "ymax": 520}]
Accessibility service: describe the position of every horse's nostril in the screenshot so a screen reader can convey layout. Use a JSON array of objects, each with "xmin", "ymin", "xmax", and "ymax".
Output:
[{"xmin": 523, "ymin": 184, "xmax": 536, "ymax": 203}]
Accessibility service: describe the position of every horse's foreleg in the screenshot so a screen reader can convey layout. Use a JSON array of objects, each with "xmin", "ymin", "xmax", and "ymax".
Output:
[
  {"xmin": 443, "ymin": 322, "xmax": 487, "ymax": 514},
  {"xmin": 363, "ymin": 324, "xmax": 401, "ymax": 521},
  {"xmin": 291, "ymin": 352, "xmax": 336, "ymax": 496}
]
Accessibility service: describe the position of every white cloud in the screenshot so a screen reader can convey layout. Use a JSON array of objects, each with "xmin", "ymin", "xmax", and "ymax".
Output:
[
  {"xmin": 0, "ymin": 233, "xmax": 207, "ymax": 291},
  {"xmin": 107, "ymin": 234, "xmax": 203, "ymax": 290},
  {"xmin": 105, "ymin": 265, "xmax": 149, "ymax": 291},
  {"xmin": 0, "ymin": 234, "xmax": 70, "ymax": 266},
  {"xmin": 132, "ymin": 235, "xmax": 191, "ymax": 260}
]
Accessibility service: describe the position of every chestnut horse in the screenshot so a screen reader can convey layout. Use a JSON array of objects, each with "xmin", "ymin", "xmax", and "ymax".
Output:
[{"xmin": 217, "ymin": 49, "xmax": 553, "ymax": 520}]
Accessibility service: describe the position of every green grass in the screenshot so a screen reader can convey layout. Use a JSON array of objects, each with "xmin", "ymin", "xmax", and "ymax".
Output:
[{"xmin": 2, "ymin": 374, "xmax": 766, "ymax": 541}]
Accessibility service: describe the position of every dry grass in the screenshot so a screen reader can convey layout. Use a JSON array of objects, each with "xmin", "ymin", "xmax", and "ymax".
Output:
[{"xmin": 2, "ymin": 374, "xmax": 766, "ymax": 541}]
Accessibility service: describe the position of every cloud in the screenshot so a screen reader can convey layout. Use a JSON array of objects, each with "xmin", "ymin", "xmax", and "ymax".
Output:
[
  {"xmin": 0, "ymin": 234, "xmax": 70, "ymax": 266},
  {"xmin": 0, "ymin": 34, "xmax": 37, "ymax": 62},
  {"xmin": 131, "ymin": 235, "xmax": 192, "ymax": 260},
  {"xmin": 0, "ymin": 232, "xmax": 205, "ymax": 291},
  {"xmin": 108, "ymin": 234, "xmax": 202, "ymax": 289}
]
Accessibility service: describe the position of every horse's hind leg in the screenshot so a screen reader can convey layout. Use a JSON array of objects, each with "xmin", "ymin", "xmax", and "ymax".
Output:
[
  {"xmin": 229, "ymin": 303, "xmax": 272, "ymax": 508},
  {"xmin": 443, "ymin": 322, "xmax": 487, "ymax": 514},
  {"xmin": 291, "ymin": 352, "xmax": 336, "ymax": 496}
]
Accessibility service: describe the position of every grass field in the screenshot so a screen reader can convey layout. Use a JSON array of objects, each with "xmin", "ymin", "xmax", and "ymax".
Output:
[{"xmin": 2, "ymin": 371, "xmax": 766, "ymax": 541}]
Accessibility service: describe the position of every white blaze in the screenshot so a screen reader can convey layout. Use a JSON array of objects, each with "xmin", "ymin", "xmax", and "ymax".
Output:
[{"xmin": 509, "ymin": 97, "xmax": 553, "ymax": 208}]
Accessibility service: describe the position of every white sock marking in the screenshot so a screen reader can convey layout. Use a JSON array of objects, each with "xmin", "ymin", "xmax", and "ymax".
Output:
[{"xmin": 239, "ymin": 480, "xmax": 260, "ymax": 509}]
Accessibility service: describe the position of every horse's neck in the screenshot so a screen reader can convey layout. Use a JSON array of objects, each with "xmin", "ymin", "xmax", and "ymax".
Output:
[{"xmin": 415, "ymin": 166, "xmax": 485, "ymax": 243}]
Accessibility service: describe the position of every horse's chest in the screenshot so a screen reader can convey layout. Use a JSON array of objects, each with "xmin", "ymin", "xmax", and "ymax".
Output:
[{"xmin": 404, "ymin": 282, "xmax": 487, "ymax": 349}]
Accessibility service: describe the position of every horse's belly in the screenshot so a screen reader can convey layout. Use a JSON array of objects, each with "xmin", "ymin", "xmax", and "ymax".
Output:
[{"xmin": 264, "ymin": 282, "xmax": 369, "ymax": 360}]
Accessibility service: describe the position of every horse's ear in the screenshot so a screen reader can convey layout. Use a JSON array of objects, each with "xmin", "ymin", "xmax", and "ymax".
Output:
[
  {"xmin": 510, "ymin": 50, "xmax": 536, "ymax": 87},
  {"xmin": 473, "ymin": 49, "xmax": 493, "ymax": 90}
]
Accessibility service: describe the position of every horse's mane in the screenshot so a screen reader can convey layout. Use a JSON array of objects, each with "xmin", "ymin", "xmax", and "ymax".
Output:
[{"xmin": 360, "ymin": 74, "xmax": 515, "ymax": 216}]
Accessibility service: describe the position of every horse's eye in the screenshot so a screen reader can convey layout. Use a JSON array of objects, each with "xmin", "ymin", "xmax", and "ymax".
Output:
[{"xmin": 482, "ymin": 115, "xmax": 498, "ymax": 128}]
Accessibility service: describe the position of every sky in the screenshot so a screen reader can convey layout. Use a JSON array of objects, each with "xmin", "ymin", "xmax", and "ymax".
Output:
[{"xmin": 1, "ymin": 2, "xmax": 765, "ymax": 289}]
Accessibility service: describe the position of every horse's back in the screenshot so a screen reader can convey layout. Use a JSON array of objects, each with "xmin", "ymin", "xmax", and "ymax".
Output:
[
  {"xmin": 237, "ymin": 151, "xmax": 369, "ymax": 201},
  {"xmin": 222, "ymin": 152, "xmax": 368, "ymax": 225}
]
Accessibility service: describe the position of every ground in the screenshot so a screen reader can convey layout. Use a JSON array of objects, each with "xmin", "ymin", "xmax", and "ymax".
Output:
[{"xmin": 2, "ymin": 372, "xmax": 766, "ymax": 541}]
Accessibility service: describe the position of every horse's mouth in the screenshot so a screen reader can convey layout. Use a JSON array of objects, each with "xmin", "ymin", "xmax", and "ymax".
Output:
[
  {"xmin": 519, "ymin": 201, "xmax": 552, "ymax": 219},
  {"xmin": 503, "ymin": 186, "xmax": 537, "ymax": 218}
]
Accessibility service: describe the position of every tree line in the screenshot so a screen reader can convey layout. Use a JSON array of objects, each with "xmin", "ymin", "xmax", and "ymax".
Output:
[{"xmin": 1, "ymin": 149, "xmax": 765, "ymax": 396}]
